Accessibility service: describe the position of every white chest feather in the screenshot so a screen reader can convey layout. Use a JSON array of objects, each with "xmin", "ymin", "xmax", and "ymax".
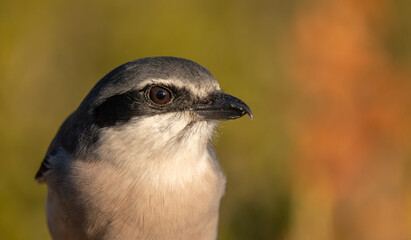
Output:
[{"xmin": 47, "ymin": 113, "xmax": 226, "ymax": 239}]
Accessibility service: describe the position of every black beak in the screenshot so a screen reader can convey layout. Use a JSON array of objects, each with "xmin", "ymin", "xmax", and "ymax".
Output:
[{"xmin": 191, "ymin": 92, "xmax": 253, "ymax": 121}]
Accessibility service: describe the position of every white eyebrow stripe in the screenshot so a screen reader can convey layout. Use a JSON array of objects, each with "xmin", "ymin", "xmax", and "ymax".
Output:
[{"xmin": 137, "ymin": 78, "xmax": 221, "ymax": 98}]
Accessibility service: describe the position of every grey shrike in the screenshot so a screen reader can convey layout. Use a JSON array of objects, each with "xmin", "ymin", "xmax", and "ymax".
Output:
[{"xmin": 35, "ymin": 56, "xmax": 252, "ymax": 240}]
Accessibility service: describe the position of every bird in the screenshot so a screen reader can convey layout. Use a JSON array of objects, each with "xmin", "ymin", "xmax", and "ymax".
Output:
[{"xmin": 35, "ymin": 56, "xmax": 252, "ymax": 240}]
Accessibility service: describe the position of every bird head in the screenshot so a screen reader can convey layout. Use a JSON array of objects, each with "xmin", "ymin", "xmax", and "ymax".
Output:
[{"xmin": 66, "ymin": 57, "xmax": 252, "ymax": 171}]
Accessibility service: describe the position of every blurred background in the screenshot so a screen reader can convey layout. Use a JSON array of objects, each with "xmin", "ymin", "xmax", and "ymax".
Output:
[{"xmin": 0, "ymin": 0, "xmax": 410, "ymax": 239}]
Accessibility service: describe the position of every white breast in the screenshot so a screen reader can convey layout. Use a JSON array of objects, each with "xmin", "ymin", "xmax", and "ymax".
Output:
[{"xmin": 46, "ymin": 112, "xmax": 226, "ymax": 239}]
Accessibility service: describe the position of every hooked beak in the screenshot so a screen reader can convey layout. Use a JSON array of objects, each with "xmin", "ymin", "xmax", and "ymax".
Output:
[{"xmin": 191, "ymin": 92, "xmax": 253, "ymax": 121}]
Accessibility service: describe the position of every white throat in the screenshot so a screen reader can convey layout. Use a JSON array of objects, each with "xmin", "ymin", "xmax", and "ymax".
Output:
[{"xmin": 95, "ymin": 112, "xmax": 220, "ymax": 186}]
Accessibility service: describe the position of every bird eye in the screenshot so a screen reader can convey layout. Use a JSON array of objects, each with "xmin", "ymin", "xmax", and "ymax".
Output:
[{"xmin": 149, "ymin": 86, "xmax": 172, "ymax": 105}]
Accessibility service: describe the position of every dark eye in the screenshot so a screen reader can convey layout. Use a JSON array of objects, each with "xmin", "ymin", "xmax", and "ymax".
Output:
[{"xmin": 149, "ymin": 86, "xmax": 172, "ymax": 105}]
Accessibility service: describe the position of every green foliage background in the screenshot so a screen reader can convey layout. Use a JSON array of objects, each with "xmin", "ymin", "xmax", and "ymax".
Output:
[{"xmin": 0, "ymin": 0, "xmax": 409, "ymax": 239}]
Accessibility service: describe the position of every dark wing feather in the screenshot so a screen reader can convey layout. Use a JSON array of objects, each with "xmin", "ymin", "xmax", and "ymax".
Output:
[
  {"xmin": 35, "ymin": 112, "xmax": 80, "ymax": 183},
  {"xmin": 35, "ymin": 155, "xmax": 52, "ymax": 182}
]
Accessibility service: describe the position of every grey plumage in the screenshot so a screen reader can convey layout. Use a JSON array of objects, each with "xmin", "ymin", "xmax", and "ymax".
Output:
[{"xmin": 36, "ymin": 57, "xmax": 252, "ymax": 240}]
